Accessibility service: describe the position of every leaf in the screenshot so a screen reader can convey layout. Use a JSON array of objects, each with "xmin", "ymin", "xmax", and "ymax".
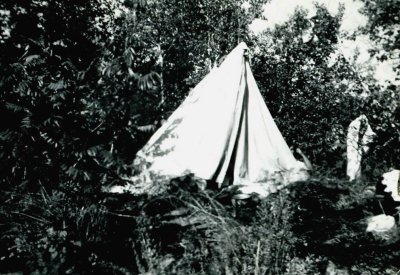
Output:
[
  {"xmin": 137, "ymin": 124, "xmax": 157, "ymax": 132},
  {"xmin": 87, "ymin": 146, "xmax": 97, "ymax": 157},
  {"xmin": 66, "ymin": 166, "xmax": 80, "ymax": 179},
  {"xmin": 128, "ymin": 68, "xmax": 140, "ymax": 79},
  {"xmin": 137, "ymin": 71, "xmax": 161, "ymax": 91},
  {"xmin": 124, "ymin": 47, "xmax": 135, "ymax": 66},
  {"xmin": 0, "ymin": 130, "xmax": 14, "ymax": 141},
  {"xmin": 24, "ymin": 55, "xmax": 40, "ymax": 64},
  {"xmin": 5, "ymin": 102, "xmax": 26, "ymax": 112},
  {"xmin": 48, "ymin": 80, "xmax": 66, "ymax": 90},
  {"xmin": 21, "ymin": 116, "xmax": 31, "ymax": 129},
  {"xmin": 52, "ymin": 40, "xmax": 67, "ymax": 47}
]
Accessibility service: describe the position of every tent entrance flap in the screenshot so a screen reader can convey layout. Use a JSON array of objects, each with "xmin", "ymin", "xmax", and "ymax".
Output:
[{"xmin": 211, "ymin": 55, "xmax": 250, "ymax": 186}]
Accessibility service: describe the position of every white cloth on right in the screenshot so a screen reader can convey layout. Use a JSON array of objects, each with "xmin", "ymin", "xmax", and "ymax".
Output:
[
  {"xmin": 366, "ymin": 214, "xmax": 396, "ymax": 233},
  {"xmin": 381, "ymin": 169, "xmax": 400, "ymax": 202},
  {"xmin": 346, "ymin": 115, "xmax": 376, "ymax": 181}
]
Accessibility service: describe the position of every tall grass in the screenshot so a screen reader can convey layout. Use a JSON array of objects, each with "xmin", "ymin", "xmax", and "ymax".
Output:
[{"xmin": 1, "ymin": 173, "xmax": 400, "ymax": 274}]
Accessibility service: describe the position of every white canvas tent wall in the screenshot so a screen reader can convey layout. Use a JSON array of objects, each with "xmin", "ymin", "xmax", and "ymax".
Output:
[{"xmin": 133, "ymin": 42, "xmax": 306, "ymax": 194}]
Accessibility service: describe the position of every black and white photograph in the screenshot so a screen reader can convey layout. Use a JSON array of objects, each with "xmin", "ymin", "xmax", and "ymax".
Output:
[{"xmin": 0, "ymin": 0, "xmax": 399, "ymax": 274}]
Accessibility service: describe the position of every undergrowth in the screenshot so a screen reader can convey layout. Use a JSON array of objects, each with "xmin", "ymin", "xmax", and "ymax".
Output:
[{"xmin": 1, "ymin": 174, "xmax": 400, "ymax": 274}]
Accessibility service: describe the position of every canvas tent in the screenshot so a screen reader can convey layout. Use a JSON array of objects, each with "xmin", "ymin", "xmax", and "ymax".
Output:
[{"xmin": 121, "ymin": 42, "xmax": 308, "ymax": 196}]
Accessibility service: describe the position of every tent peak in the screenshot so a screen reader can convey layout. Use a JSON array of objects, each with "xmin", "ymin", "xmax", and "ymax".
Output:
[
  {"xmin": 234, "ymin": 42, "xmax": 249, "ymax": 55},
  {"xmin": 237, "ymin": 41, "xmax": 248, "ymax": 49}
]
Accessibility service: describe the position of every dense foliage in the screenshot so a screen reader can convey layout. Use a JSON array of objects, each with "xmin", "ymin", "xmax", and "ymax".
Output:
[
  {"xmin": 0, "ymin": 0, "xmax": 399, "ymax": 274},
  {"xmin": 252, "ymin": 6, "xmax": 362, "ymax": 171},
  {"xmin": 252, "ymin": 5, "xmax": 400, "ymax": 176},
  {"xmin": 360, "ymin": 0, "xmax": 400, "ymax": 75},
  {"xmin": 358, "ymin": 0, "xmax": 400, "ymax": 177}
]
